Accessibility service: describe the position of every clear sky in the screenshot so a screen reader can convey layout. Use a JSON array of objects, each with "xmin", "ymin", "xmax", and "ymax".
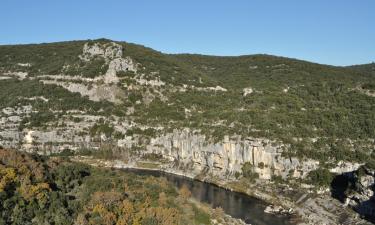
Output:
[{"xmin": 0, "ymin": 0, "xmax": 374, "ymax": 66}]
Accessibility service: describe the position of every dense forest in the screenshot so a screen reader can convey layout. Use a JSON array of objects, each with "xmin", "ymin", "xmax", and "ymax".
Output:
[{"xmin": 0, "ymin": 148, "xmax": 213, "ymax": 225}]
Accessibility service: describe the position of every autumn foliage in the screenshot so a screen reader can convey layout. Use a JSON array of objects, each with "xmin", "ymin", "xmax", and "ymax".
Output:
[{"xmin": 0, "ymin": 149, "xmax": 210, "ymax": 225}]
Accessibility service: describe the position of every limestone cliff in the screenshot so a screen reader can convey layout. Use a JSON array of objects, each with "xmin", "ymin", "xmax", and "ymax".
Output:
[
  {"xmin": 4, "ymin": 124, "xmax": 319, "ymax": 180},
  {"xmin": 139, "ymin": 129, "xmax": 319, "ymax": 179}
]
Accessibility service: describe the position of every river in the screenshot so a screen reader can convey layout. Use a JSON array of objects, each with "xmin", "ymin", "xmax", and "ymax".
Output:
[{"xmin": 123, "ymin": 168, "xmax": 292, "ymax": 225}]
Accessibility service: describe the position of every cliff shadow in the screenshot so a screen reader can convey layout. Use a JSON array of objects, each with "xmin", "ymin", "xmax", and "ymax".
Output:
[
  {"xmin": 355, "ymin": 198, "xmax": 375, "ymax": 223},
  {"xmin": 330, "ymin": 172, "xmax": 355, "ymax": 203},
  {"xmin": 331, "ymin": 170, "xmax": 375, "ymax": 223}
]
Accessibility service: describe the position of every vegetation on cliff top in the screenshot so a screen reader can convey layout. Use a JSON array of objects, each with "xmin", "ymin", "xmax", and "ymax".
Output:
[{"xmin": 0, "ymin": 39, "xmax": 374, "ymax": 166}]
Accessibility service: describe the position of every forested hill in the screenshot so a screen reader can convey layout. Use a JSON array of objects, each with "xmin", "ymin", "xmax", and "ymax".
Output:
[
  {"xmin": 348, "ymin": 62, "xmax": 375, "ymax": 75},
  {"xmin": 0, "ymin": 39, "xmax": 374, "ymax": 167},
  {"xmin": 1, "ymin": 39, "xmax": 375, "ymax": 225}
]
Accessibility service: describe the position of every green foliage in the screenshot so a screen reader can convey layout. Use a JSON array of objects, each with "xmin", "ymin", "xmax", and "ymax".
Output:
[
  {"xmin": 0, "ymin": 148, "xmax": 210, "ymax": 225},
  {"xmin": 128, "ymin": 92, "xmax": 143, "ymax": 104},
  {"xmin": 138, "ymin": 53, "xmax": 375, "ymax": 164},
  {"xmin": 366, "ymin": 159, "xmax": 375, "ymax": 170},
  {"xmin": 142, "ymin": 153, "xmax": 163, "ymax": 161},
  {"xmin": 50, "ymin": 149, "xmax": 75, "ymax": 157},
  {"xmin": 22, "ymin": 111, "xmax": 55, "ymax": 128},
  {"xmin": 0, "ymin": 41, "xmax": 83, "ymax": 75},
  {"xmin": 241, "ymin": 162, "xmax": 259, "ymax": 181},
  {"xmin": 362, "ymin": 83, "xmax": 375, "ymax": 90},
  {"xmin": 0, "ymin": 79, "xmax": 117, "ymax": 128},
  {"xmin": 192, "ymin": 205, "xmax": 211, "ymax": 225},
  {"xmin": 349, "ymin": 62, "xmax": 375, "ymax": 76},
  {"xmin": 126, "ymin": 127, "xmax": 157, "ymax": 137},
  {"xmin": 68, "ymin": 58, "xmax": 108, "ymax": 78},
  {"xmin": 90, "ymin": 122, "xmax": 114, "ymax": 137},
  {"xmin": 0, "ymin": 39, "xmax": 374, "ymax": 167},
  {"xmin": 0, "ymin": 40, "xmax": 107, "ymax": 77},
  {"xmin": 121, "ymin": 42, "xmax": 214, "ymax": 86},
  {"xmin": 307, "ymin": 168, "xmax": 334, "ymax": 187},
  {"xmin": 271, "ymin": 175, "xmax": 284, "ymax": 184},
  {"xmin": 76, "ymin": 147, "xmax": 116, "ymax": 160},
  {"xmin": 117, "ymin": 70, "xmax": 135, "ymax": 78}
]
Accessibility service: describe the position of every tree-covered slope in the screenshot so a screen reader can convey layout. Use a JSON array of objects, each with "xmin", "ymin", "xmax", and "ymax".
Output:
[
  {"xmin": 0, "ymin": 39, "xmax": 374, "ymax": 167},
  {"xmin": 0, "ymin": 148, "xmax": 216, "ymax": 225},
  {"xmin": 1, "ymin": 39, "xmax": 374, "ymax": 225},
  {"xmin": 348, "ymin": 62, "xmax": 375, "ymax": 75}
]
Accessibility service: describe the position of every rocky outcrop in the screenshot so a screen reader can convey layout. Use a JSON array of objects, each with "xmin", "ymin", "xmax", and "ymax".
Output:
[
  {"xmin": 0, "ymin": 106, "xmax": 32, "ymax": 148},
  {"xmin": 343, "ymin": 167, "xmax": 375, "ymax": 222},
  {"xmin": 195, "ymin": 85, "xmax": 227, "ymax": 92},
  {"xmin": 264, "ymin": 205, "xmax": 293, "ymax": 215},
  {"xmin": 3, "ymin": 71, "xmax": 28, "ymax": 80},
  {"xmin": 330, "ymin": 161, "xmax": 363, "ymax": 174},
  {"xmin": 1, "ymin": 110, "xmax": 319, "ymax": 181},
  {"xmin": 104, "ymin": 57, "xmax": 137, "ymax": 84},
  {"xmin": 243, "ymin": 87, "xmax": 253, "ymax": 96},
  {"xmin": 123, "ymin": 129, "xmax": 320, "ymax": 180},
  {"xmin": 80, "ymin": 41, "xmax": 137, "ymax": 77},
  {"xmin": 42, "ymin": 80, "xmax": 124, "ymax": 103},
  {"xmin": 40, "ymin": 41, "xmax": 138, "ymax": 103},
  {"xmin": 80, "ymin": 42, "xmax": 123, "ymax": 62}
]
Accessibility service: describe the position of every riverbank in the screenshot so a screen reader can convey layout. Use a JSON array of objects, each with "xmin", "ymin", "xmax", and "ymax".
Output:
[
  {"xmin": 70, "ymin": 156, "xmax": 255, "ymax": 224},
  {"xmin": 70, "ymin": 156, "xmax": 370, "ymax": 225}
]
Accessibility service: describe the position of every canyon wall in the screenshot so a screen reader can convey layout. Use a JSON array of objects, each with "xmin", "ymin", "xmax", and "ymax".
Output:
[
  {"xmin": 143, "ymin": 129, "xmax": 319, "ymax": 179},
  {"xmin": 0, "ymin": 115, "xmax": 319, "ymax": 180}
]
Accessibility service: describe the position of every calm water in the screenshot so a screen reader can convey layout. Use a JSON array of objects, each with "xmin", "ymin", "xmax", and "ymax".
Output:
[{"xmin": 123, "ymin": 168, "xmax": 292, "ymax": 225}]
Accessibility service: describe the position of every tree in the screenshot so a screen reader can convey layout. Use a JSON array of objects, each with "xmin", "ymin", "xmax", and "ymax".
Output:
[
  {"xmin": 179, "ymin": 185, "xmax": 191, "ymax": 201},
  {"xmin": 307, "ymin": 168, "xmax": 333, "ymax": 187},
  {"xmin": 158, "ymin": 192, "xmax": 167, "ymax": 206}
]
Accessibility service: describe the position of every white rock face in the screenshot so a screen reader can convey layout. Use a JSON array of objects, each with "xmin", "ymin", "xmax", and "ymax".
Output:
[
  {"xmin": 20, "ymin": 129, "xmax": 93, "ymax": 153},
  {"xmin": 104, "ymin": 57, "xmax": 137, "ymax": 84},
  {"xmin": 4, "ymin": 71, "xmax": 28, "ymax": 80},
  {"xmin": 330, "ymin": 161, "xmax": 363, "ymax": 174},
  {"xmin": 360, "ymin": 174, "xmax": 375, "ymax": 188},
  {"xmin": 135, "ymin": 75, "xmax": 165, "ymax": 87},
  {"xmin": 80, "ymin": 42, "xmax": 123, "ymax": 62},
  {"xmin": 139, "ymin": 129, "xmax": 319, "ymax": 179},
  {"xmin": 22, "ymin": 130, "xmax": 35, "ymax": 150},
  {"xmin": 39, "ymin": 41, "xmax": 138, "ymax": 102},
  {"xmin": 196, "ymin": 86, "xmax": 227, "ymax": 92},
  {"xmin": 9, "ymin": 125, "xmax": 319, "ymax": 180},
  {"xmin": 243, "ymin": 87, "xmax": 253, "ymax": 96},
  {"xmin": 17, "ymin": 63, "xmax": 31, "ymax": 67},
  {"xmin": 80, "ymin": 41, "xmax": 138, "ymax": 84},
  {"xmin": 2, "ymin": 106, "xmax": 32, "ymax": 116},
  {"xmin": 14, "ymin": 126, "xmax": 319, "ymax": 179},
  {"xmin": 42, "ymin": 80, "xmax": 122, "ymax": 103},
  {"xmin": 108, "ymin": 57, "xmax": 136, "ymax": 74}
]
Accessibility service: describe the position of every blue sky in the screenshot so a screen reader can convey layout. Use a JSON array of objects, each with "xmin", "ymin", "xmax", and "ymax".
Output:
[{"xmin": 0, "ymin": 0, "xmax": 374, "ymax": 66}]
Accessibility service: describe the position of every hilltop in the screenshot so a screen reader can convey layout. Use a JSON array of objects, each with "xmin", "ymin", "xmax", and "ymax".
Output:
[
  {"xmin": 0, "ymin": 39, "xmax": 374, "ymax": 160},
  {"xmin": 0, "ymin": 39, "xmax": 374, "ymax": 224}
]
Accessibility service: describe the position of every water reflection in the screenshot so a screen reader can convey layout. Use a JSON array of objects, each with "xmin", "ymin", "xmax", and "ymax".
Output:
[{"xmin": 123, "ymin": 169, "xmax": 292, "ymax": 225}]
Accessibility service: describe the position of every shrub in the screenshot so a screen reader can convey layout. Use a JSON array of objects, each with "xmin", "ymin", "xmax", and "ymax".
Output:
[
  {"xmin": 307, "ymin": 168, "xmax": 333, "ymax": 187},
  {"xmin": 241, "ymin": 162, "xmax": 259, "ymax": 181}
]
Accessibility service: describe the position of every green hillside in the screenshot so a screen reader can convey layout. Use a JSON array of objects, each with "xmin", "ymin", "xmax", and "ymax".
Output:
[
  {"xmin": 0, "ymin": 39, "xmax": 374, "ymax": 166},
  {"xmin": 348, "ymin": 62, "xmax": 375, "ymax": 74}
]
